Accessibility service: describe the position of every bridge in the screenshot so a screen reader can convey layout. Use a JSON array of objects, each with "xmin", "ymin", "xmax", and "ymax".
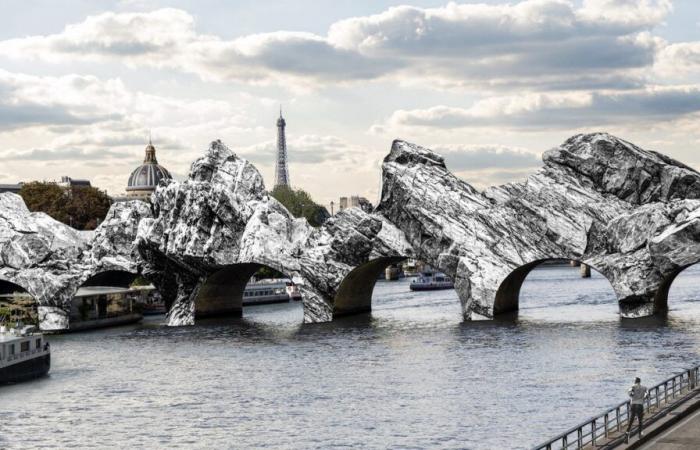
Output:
[{"xmin": 2, "ymin": 132, "xmax": 700, "ymax": 331}]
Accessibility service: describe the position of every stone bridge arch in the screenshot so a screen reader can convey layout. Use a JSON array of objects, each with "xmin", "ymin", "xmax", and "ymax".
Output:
[
  {"xmin": 195, "ymin": 263, "xmax": 269, "ymax": 319},
  {"xmin": 653, "ymin": 259, "xmax": 700, "ymax": 314},
  {"xmin": 79, "ymin": 269, "xmax": 140, "ymax": 288},
  {"xmin": 192, "ymin": 261, "xmax": 327, "ymax": 322},
  {"xmin": 332, "ymin": 256, "xmax": 408, "ymax": 318},
  {"xmin": 491, "ymin": 258, "xmax": 616, "ymax": 317}
]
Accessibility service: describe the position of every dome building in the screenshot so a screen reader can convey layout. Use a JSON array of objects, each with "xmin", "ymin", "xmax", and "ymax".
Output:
[{"xmin": 126, "ymin": 140, "xmax": 172, "ymax": 201}]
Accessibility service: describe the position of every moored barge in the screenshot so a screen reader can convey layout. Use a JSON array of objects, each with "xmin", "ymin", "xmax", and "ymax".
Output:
[{"xmin": 0, "ymin": 324, "xmax": 50, "ymax": 384}]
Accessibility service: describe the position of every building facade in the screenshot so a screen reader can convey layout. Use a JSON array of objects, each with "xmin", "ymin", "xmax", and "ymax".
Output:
[{"xmin": 338, "ymin": 195, "xmax": 372, "ymax": 212}]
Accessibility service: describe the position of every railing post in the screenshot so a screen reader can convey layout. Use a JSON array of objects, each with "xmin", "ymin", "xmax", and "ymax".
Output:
[
  {"xmin": 656, "ymin": 386, "xmax": 660, "ymax": 409},
  {"xmin": 563, "ymin": 435, "xmax": 568, "ymax": 449},
  {"xmin": 592, "ymin": 418, "xmax": 597, "ymax": 446},
  {"xmin": 616, "ymin": 407, "xmax": 621, "ymax": 432},
  {"xmin": 673, "ymin": 378, "xmax": 676, "ymax": 398},
  {"xmin": 604, "ymin": 413, "xmax": 609, "ymax": 437},
  {"xmin": 577, "ymin": 427, "xmax": 583, "ymax": 448}
]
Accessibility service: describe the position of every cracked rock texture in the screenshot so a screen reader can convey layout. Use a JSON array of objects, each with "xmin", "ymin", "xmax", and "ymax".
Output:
[
  {"xmin": 3, "ymin": 133, "xmax": 700, "ymax": 330},
  {"xmin": 377, "ymin": 133, "xmax": 700, "ymax": 318},
  {"xmin": 136, "ymin": 140, "xmax": 410, "ymax": 326},
  {"xmin": 0, "ymin": 193, "xmax": 151, "ymax": 330}
]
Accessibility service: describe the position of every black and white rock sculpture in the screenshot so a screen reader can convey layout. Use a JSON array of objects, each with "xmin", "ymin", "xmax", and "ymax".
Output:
[{"xmin": 2, "ymin": 133, "xmax": 700, "ymax": 330}]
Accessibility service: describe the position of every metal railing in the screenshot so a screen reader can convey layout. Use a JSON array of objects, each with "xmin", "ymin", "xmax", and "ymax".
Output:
[{"xmin": 532, "ymin": 365, "xmax": 700, "ymax": 450}]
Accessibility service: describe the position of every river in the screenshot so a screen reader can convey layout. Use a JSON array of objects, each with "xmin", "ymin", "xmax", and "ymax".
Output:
[{"xmin": 2, "ymin": 264, "xmax": 700, "ymax": 449}]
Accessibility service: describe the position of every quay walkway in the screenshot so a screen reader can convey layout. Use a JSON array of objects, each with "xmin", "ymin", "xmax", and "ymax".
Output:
[
  {"xmin": 532, "ymin": 365, "xmax": 700, "ymax": 450},
  {"xmin": 637, "ymin": 406, "xmax": 700, "ymax": 449}
]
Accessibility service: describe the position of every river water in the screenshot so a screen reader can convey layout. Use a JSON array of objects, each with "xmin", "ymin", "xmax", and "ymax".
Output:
[{"xmin": 2, "ymin": 264, "xmax": 700, "ymax": 449}]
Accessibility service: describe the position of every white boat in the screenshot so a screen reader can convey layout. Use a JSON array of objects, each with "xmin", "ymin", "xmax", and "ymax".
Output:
[
  {"xmin": 409, "ymin": 271, "xmax": 454, "ymax": 291},
  {"xmin": 285, "ymin": 281, "xmax": 302, "ymax": 301},
  {"xmin": 0, "ymin": 324, "xmax": 51, "ymax": 384},
  {"xmin": 243, "ymin": 279, "xmax": 292, "ymax": 306},
  {"xmin": 402, "ymin": 259, "xmax": 420, "ymax": 277}
]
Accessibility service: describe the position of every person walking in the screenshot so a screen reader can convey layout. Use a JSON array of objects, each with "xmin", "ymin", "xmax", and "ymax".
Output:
[{"xmin": 625, "ymin": 377, "xmax": 648, "ymax": 443}]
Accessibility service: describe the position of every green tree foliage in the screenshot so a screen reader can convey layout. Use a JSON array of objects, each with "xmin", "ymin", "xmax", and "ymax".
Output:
[
  {"xmin": 271, "ymin": 185, "xmax": 330, "ymax": 227},
  {"xmin": 129, "ymin": 275, "xmax": 152, "ymax": 287},
  {"xmin": 0, "ymin": 293, "xmax": 38, "ymax": 325},
  {"xmin": 19, "ymin": 182, "xmax": 112, "ymax": 230}
]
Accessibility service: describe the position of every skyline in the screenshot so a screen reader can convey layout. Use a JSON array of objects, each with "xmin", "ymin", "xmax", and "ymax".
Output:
[{"xmin": 1, "ymin": 0, "xmax": 700, "ymax": 206}]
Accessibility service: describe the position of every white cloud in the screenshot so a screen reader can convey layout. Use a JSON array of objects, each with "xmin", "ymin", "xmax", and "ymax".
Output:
[
  {"xmin": 0, "ymin": 1, "xmax": 675, "ymax": 90},
  {"xmin": 377, "ymin": 87, "xmax": 700, "ymax": 130},
  {"xmin": 656, "ymin": 41, "xmax": 700, "ymax": 77},
  {"xmin": 433, "ymin": 144, "xmax": 541, "ymax": 172},
  {"xmin": 239, "ymin": 134, "xmax": 374, "ymax": 167}
]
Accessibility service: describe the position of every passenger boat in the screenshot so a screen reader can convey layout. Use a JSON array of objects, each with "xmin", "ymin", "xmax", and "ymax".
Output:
[
  {"xmin": 409, "ymin": 271, "xmax": 455, "ymax": 291},
  {"xmin": 0, "ymin": 324, "xmax": 51, "ymax": 384},
  {"xmin": 402, "ymin": 259, "xmax": 420, "ymax": 277},
  {"xmin": 243, "ymin": 279, "xmax": 292, "ymax": 306}
]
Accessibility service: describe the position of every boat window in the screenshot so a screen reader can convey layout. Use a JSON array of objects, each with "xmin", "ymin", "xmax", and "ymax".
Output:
[
  {"xmin": 36, "ymin": 338, "xmax": 42, "ymax": 349},
  {"xmin": 21, "ymin": 341, "xmax": 30, "ymax": 352}
]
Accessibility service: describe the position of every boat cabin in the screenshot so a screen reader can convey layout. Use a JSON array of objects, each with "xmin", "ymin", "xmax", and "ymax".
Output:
[{"xmin": 0, "ymin": 326, "xmax": 48, "ymax": 367}]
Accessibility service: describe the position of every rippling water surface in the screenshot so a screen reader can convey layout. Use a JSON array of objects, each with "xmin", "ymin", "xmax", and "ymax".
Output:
[{"xmin": 2, "ymin": 265, "xmax": 700, "ymax": 449}]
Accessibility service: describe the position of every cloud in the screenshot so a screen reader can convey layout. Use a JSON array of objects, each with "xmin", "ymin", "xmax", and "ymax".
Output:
[
  {"xmin": 656, "ymin": 41, "xmax": 700, "ymax": 77},
  {"xmin": 1, "ymin": 147, "xmax": 126, "ymax": 161},
  {"xmin": 239, "ymin": 134, "xmax": 372, "ymax": 166},
  {"xmin": 0, "ymin": 70, "xmax": 125, "ymax": 130},
  {"xmin": 433, "ymin": 144, "xmax": 541, "ymax": 172},
  {"xmin": 377, "ymin": 87, "xmax": 700, "ymax": 130},
  {"xmin": 0, "ymin": 1, "xmax": 674, "ymax": 90},
  {"xmin": 454, "ymin": 167, "xmax": 540, "ymax": 190}
]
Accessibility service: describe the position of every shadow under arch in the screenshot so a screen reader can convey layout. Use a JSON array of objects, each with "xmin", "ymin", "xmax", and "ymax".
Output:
[
  {"xmin": 194, "ymin": 263, "xmax": 296, "ymax": 319},
  {"xmin": 70, "ymin": 269, "xmax": 153, "ymax": 327},
  {"xmin": 81, "ymin": 270, "xmax": 139, "ymax": 288},
  {"xmin": 333, "ymin": 256, "xmax": 407, "ymax": 318},
  {"xmin": 0, "ymin": 278, "xmax": 38, "ymax": 324},
  {"xmin": 654, "ymin": 261, "xmax": 700, "ymax": 313},
  {"xmin": 493, "ymin": 258, "xmax": 612, "ymax": 316}
]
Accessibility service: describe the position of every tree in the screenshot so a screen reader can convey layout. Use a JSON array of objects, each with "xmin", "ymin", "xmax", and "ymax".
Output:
[
  {"xmin": 271, "ymin": 185, "xmax": 330, "ymax": 227},
  {"xmin": 19, "ymin": 182, "xmax": 112, "ymax": 230}
]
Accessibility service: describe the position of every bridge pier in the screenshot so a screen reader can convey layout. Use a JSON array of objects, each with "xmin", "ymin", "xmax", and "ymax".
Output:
[{"xmin": 580, "ymin": 264, "xmax": 591, "ymax": 278}]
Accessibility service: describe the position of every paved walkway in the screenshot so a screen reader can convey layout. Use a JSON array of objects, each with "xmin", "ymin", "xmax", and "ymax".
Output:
[{"xmin": 637, "ymin": 407, "xmax": 700, "ymax": 449}]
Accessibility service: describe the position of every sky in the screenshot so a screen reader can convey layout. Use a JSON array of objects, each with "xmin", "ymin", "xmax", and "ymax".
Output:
[{"xmin": 1, "ymin": 0, "xmax": 700, "ymax": 209}]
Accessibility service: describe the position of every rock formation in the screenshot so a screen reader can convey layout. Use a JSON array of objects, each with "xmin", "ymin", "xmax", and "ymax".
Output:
[
  {"xmin": 376, "ymin": 133, "xmax": 700, "ymax": 319},
  {"xmin": 0, "ymin": 193, "xmax": 151, "ymax": 329},
  {"xmin": 3, "ymin": 132, "xmax": 700, "ymax": 330},
  {"xmin": 136, "ymin": 140, "xmax": 411, "ymax": 326}
]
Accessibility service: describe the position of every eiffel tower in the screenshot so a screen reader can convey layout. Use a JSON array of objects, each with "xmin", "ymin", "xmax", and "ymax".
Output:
[{"xmin": 274, "ymin": 107, "xmax": 290, "ymax": 188}]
